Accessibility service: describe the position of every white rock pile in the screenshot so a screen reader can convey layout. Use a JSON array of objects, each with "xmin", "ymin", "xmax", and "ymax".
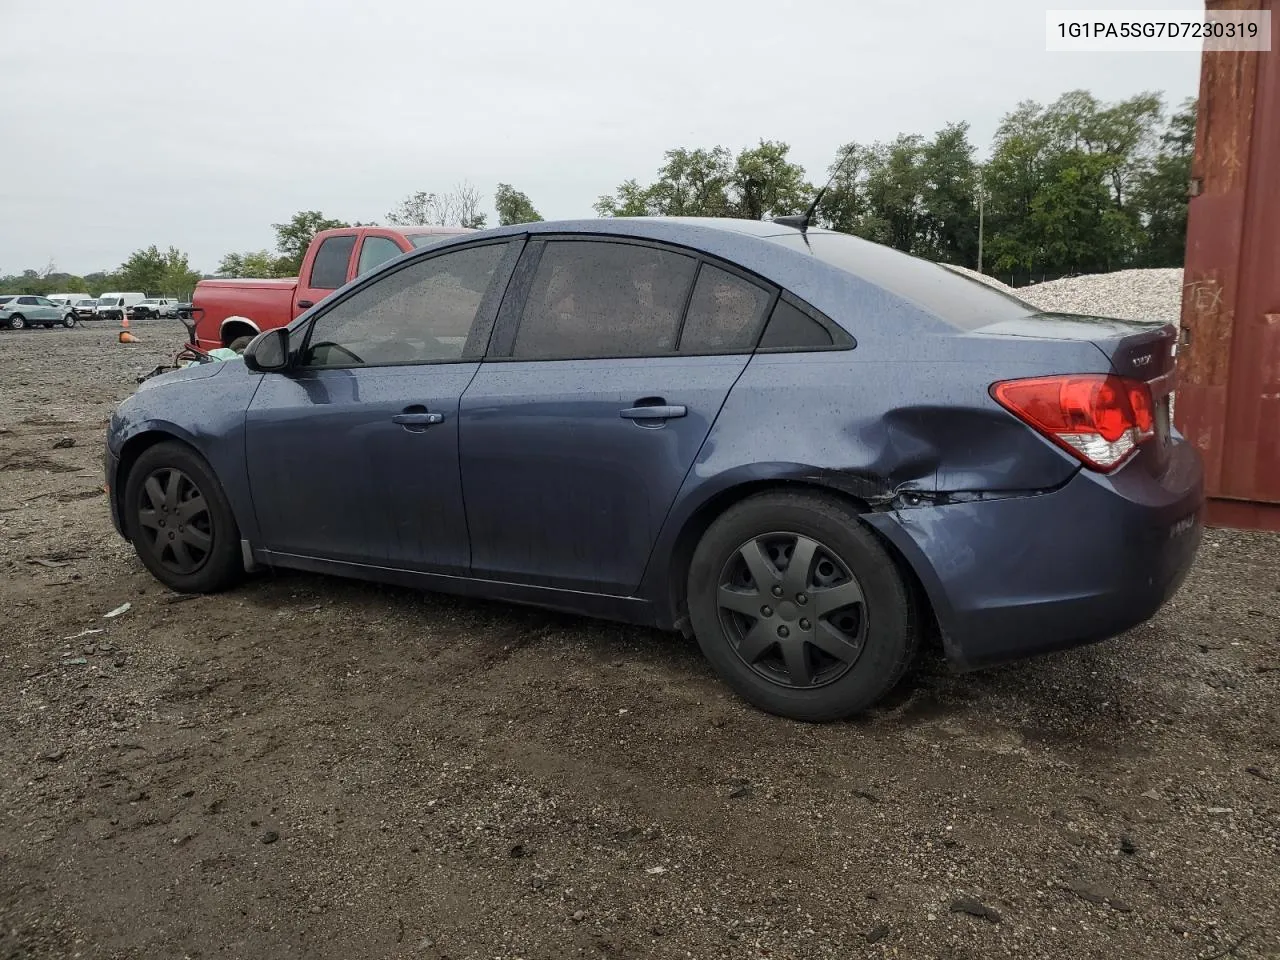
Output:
[{"xmin": 945, "ymin": 264, "xmax": 1185, "ymax": 327}]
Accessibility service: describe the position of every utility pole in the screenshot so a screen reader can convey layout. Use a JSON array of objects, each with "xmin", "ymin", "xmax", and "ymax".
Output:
[{"xmin": 977, "ymin": 192, "xmax": 984, "ymax": 275}]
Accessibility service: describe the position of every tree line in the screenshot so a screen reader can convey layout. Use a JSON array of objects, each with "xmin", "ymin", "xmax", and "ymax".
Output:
[{"xmin": 1, "ymin": 88, "xmax": 1194, "ymax": 296}]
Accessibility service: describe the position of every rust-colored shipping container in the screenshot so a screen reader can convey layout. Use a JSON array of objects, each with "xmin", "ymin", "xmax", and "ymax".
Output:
[{"xmin": 1177, "ymin": 0, "xmax": 1280, "ymax": 530}]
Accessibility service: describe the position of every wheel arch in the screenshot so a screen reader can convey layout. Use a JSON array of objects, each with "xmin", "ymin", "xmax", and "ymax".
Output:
[
  {"xmin": 656, "ymin": 477, "xmax": 939, "ymax": 646},
  {"xmin": 219, "ymin": 315, "xmax": 260, "ymax": 347},
  {"xmin": 113, "ymin": 429, "xmax": 202, "ymax": 534}
]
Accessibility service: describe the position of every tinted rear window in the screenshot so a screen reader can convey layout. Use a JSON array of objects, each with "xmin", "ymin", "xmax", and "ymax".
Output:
[
  {"xmin": 513, "ymin": 240, "xmax": 697, "ymax": 360},
  {"xmin": 0, "ymin": 297, "xmax": 12, "ymax": 304},
  {"xmin": 767, "ymin": 232, "xmax": 1038, "ymax": 331}
]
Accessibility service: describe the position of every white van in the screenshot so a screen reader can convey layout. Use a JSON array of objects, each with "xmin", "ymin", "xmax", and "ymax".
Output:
[
  {"xmin": 47, "ymin": 293, "xmax": 85, "ymax": 308},
  {"xmin": 94, "ymin": 292, "xmax": 146, "ymax": 321}
]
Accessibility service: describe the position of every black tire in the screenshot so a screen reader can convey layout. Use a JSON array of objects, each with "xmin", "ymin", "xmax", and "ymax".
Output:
[
  {"xmin": 63, "ymin": 315, "xmax": 76, "ymax": 328},
  {"xmin": 123, "ymin": 441, "xmax": 244, "ymax": 593},
  {"xmin": 9, "ymin": 314, "xmax": 25, "ymax": 330},
  {"xmin": 687, "ymin": 490, "xmax": 918, "ymax": 722}
]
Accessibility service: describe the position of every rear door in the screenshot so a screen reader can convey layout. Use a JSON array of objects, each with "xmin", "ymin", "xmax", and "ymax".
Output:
[
  {"xmin": 294, "ymin": 232, "xmax": 358, "ymax": 314},
  {"xmin": 245, "ymin": 239, "xmax": 520, "ymax": 573},
  {"xmin": 458, "ymin": 238, "xmax": 776, "ymax": 594}
]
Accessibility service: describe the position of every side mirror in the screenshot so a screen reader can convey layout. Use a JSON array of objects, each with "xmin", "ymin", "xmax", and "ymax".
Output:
[{"xmin": 243, "ymin": 328, "xmax": 290, "ymax": 373}]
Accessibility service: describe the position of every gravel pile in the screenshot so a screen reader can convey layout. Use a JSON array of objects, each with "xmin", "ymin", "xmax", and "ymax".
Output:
[
  {"xmin": 944, "ymin": 264, "xmax": 1185, "ymax": 327},
  {"xmin": 1018, "ymin": 268, "xmax": 1185, "ymax": 327}
]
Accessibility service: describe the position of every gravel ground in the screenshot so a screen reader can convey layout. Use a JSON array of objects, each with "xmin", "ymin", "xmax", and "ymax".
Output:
[
  {"xmin": 2, "ymin": 323, "xmax": 1278, "ymax": 960},
  {"xmin": 946, "ymin": 265, "xmax": 1186, "ymax": 328}
]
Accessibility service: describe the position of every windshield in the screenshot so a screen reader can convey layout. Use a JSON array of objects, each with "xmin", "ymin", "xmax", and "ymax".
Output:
[
  {"xmin": 767, "ymin": 231, "xmax": 1039, "ymax": 331},
  {"xmin": 406, "ymin": 232, "xmax": 464, "ymax": 249},
  {"xmin": 77, "ymin": 299, "xmax": 97, "ymax": 306}
]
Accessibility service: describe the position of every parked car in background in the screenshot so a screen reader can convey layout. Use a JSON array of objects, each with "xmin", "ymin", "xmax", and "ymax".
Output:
[
  {"xmin": 191, "ymin": 226, "xmax": 471, "ymax": 350},
  {"xmin": 95, "ymin": 293, "xmax": 146, "ymax": 321},
  {"xmin": 129, "ymin": 297, "xmax": 179, "ymax": 319},
  {"xmin": 47, "ymin": 293, "xmax": 85, "ymax": 310},
  {"xmin": 105, "ymin": 217, "xmax": 1204, "ymax": 721},
  {"xmin": 73, "ymin": 298, "xmax": 100, "ymax": 320},
  {"xmin": 0, "ymin": 294, "xmax": 78, "ymax": 329}
]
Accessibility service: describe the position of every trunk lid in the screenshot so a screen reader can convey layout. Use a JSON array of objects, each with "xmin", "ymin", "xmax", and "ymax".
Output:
[{"xmin": 976, "ymin": 313, "xmax": 1180, "ymax": 474}]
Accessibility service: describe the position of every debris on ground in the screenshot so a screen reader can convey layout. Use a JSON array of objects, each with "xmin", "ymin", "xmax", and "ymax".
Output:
[
  {"xmin": 103, "ymin": 602, "xmax": 131, "ymax": 618},
  {"xmin": 950, "ymin": 897, "xmax": 1002, "ymax": 923}
]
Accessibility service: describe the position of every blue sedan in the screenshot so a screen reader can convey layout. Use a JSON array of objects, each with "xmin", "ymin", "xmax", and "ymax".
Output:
[{"xmin": 105, "ymin": 218, "xmax": 1203, "ymax": 720}]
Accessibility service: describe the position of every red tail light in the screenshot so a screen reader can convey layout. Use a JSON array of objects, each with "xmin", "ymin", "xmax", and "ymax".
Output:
[{"xmin": 991, "ymin": 374, "xmax": 1155, "ymax": 472}]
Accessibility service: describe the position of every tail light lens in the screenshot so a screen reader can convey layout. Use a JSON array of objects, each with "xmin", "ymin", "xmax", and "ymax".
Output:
[{"xmin": 991, "ymin": 374, "xmax": 1155, "ymax": 472}]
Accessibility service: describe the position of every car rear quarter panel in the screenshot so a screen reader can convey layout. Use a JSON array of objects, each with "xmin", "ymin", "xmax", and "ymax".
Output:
[{"xmin": 639, "ymin": 332, "xmax": 1112, "ymax": 626}]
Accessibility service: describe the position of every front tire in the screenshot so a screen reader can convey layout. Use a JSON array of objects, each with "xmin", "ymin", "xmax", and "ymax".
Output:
[
  {"xmin": 63, "ymin": 314, "xmax": 77, "ymax": 328},
  {"xmin": 124, "ymin": 442, "xmax": 244, "ymax": 594},
  {"xmin": 687, "ymin": 490, "xmax": 919, "ymax": 722}
]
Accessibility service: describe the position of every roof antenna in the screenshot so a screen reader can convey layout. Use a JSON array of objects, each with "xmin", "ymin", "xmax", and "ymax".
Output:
[{"xmin": 772, "ymin": 143, "xmax": 858, "ymax": 235}]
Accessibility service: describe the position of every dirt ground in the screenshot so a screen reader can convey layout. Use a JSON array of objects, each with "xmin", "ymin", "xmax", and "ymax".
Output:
[{"xmin": 1, "ymin": 322, "xmax": 1277, "ymax": 960}]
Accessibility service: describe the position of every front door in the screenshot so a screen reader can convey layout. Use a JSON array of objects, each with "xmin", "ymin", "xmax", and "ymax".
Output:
[
  {"xmin": 245, "ymin": 239, "xmax": 518, "ymax": 573},
  {"xmin": 294, "ymin": 232, "xmax": 358, "ymax": 314},
  {"xmin": 459, "ymin": 239, "xmax": 776, "ymax": 594}
]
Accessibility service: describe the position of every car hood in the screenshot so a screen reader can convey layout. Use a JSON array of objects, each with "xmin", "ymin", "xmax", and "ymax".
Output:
[{"xmin": 135, "ymin": 356, "xmax": 248, "ymax": 393}]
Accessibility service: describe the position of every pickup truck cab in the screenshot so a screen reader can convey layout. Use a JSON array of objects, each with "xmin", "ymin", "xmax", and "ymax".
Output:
[{"xmin": 192, "ymin": 225, "xmax": 471, "ymax": 350}]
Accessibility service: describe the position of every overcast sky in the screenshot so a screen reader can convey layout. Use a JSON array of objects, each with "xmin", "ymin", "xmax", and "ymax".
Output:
[{"xmin": 0, "ymin": 0, "xmax": 1201, "ymax": 276}]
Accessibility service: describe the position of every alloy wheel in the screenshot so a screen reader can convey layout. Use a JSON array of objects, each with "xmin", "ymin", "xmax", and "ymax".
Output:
[
  {"xmin": 134, "ymin": 466, "xmax": 214, "ymax": 575},
  {"xmin": 716, "ymin": 532, "xmax": 868, "ymax": 689}
]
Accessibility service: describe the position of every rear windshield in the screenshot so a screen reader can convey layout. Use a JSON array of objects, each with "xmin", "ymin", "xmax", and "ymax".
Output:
[
  {"xmin": 406, "ymin": 232, "xmax": 463, "ymax": 249},
  {"xmin": 766, "ymin": 231, "xmax": 1039, "ymax": 331}
]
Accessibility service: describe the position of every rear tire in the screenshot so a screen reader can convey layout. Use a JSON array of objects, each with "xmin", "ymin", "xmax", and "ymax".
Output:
[
  {"xmin": 9, "ymin": 314, "xmax": 25, "ymax": 330},
  {"xmin": 124, "ymin": 441, "xmax": 244, "ymax": 594},
  {"xmin": 687, "ymin": 490, "xmax": 918, "ymax": 721}
]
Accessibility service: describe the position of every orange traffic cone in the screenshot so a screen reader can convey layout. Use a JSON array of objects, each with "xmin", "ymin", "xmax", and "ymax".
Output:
[{"xmin": 119, "ymin": 331, "xmax": 138, "ymax": 343}]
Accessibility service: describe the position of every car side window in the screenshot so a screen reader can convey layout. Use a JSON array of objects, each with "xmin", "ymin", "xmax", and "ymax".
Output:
[
  {"xmin": 678, "ymin": 264, "xmax": 773, "ymax": 354},
  {"xmin": 18, "ymin": 296, "xmax": 38, "ymax": 305},
  {"xmin": 511, "ymin": 241, "xmax": 696, "ymax": 360},
  {"xmin": 357, "ymin": 236, "xmax": 404, "ymax": 276},
  {"xmin": 309, "ymin": 235, "xmax": 357, "ymax": 290},
  {"xmin": 36, "ymin": 297, "xmax": 56, "ymax": 307},
  {"xmin": 758, "ymin": 298, "xmax": 837, "ymax": 350},
  {"xmin": 301, "ymin": 243, "xmax": 509, "ymax": 368}
]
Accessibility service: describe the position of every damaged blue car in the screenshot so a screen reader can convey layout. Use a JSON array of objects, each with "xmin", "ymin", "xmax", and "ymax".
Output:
[{"xmin": 105, "ymin": 217, "xmax": 1203, "ymax": 720}]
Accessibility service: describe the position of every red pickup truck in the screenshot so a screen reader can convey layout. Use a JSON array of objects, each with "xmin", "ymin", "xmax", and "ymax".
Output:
[{"xmin": 191, "ymin": 225, "xmax": 472, "ymax": 351}]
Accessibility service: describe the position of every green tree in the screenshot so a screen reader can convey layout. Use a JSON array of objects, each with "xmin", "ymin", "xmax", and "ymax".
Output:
[
  {"xmin": 1134, "ymin": 97, "xmax": 1196, "ymax": 267},
  {"xmin": 594, "ymin": 178, "xmax": 655, "ymax": 217},
  {"xmin": 494, "ymin": 183, "xmax": 543, "ymax": 225},
  {"xmin": 116, "ymin": 246, "xmax": 169, "ymax": 293},
  {"xmin": 217, "ymin": 249, "xmax": 289, "ymax": 278},
  {"xmin": 919, "ymin": 123, "xmax": 979, "ymax": 265},
  {"xmin": 649, "ymin": 147, "xmax": 734, "ymax": 216},
  {"xmin": 816, "ymin": 143, "xmax": 870, "ymax": 234},
  {"xmin": 159, "ymin": 247, "xmax": 202, "ymax": 298},
  {"xmin": 729, "ymin": 140, "xmax": 810, "ymax": 221},
  {"xmin": 272, "ymin": 211, "xmax": 350, "ymax": 275}
]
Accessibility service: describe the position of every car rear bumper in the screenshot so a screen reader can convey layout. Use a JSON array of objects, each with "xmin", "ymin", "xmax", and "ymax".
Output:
[{"xmin": 863, "ymin": 441, "xmax": 1204, "ymax": 670}]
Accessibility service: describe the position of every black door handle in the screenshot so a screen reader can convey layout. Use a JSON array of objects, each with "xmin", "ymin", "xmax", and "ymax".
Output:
[
  {"xmin": 620, "ymin": 404, "xmax": 687, "ymax": 421},
  {"xmin": 392, "ymin": 409, "xmax": 444, "ymax": 430},
  {"xmin": 296, "ymin": 299, "xmax": 314, "ymax": 310}
]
